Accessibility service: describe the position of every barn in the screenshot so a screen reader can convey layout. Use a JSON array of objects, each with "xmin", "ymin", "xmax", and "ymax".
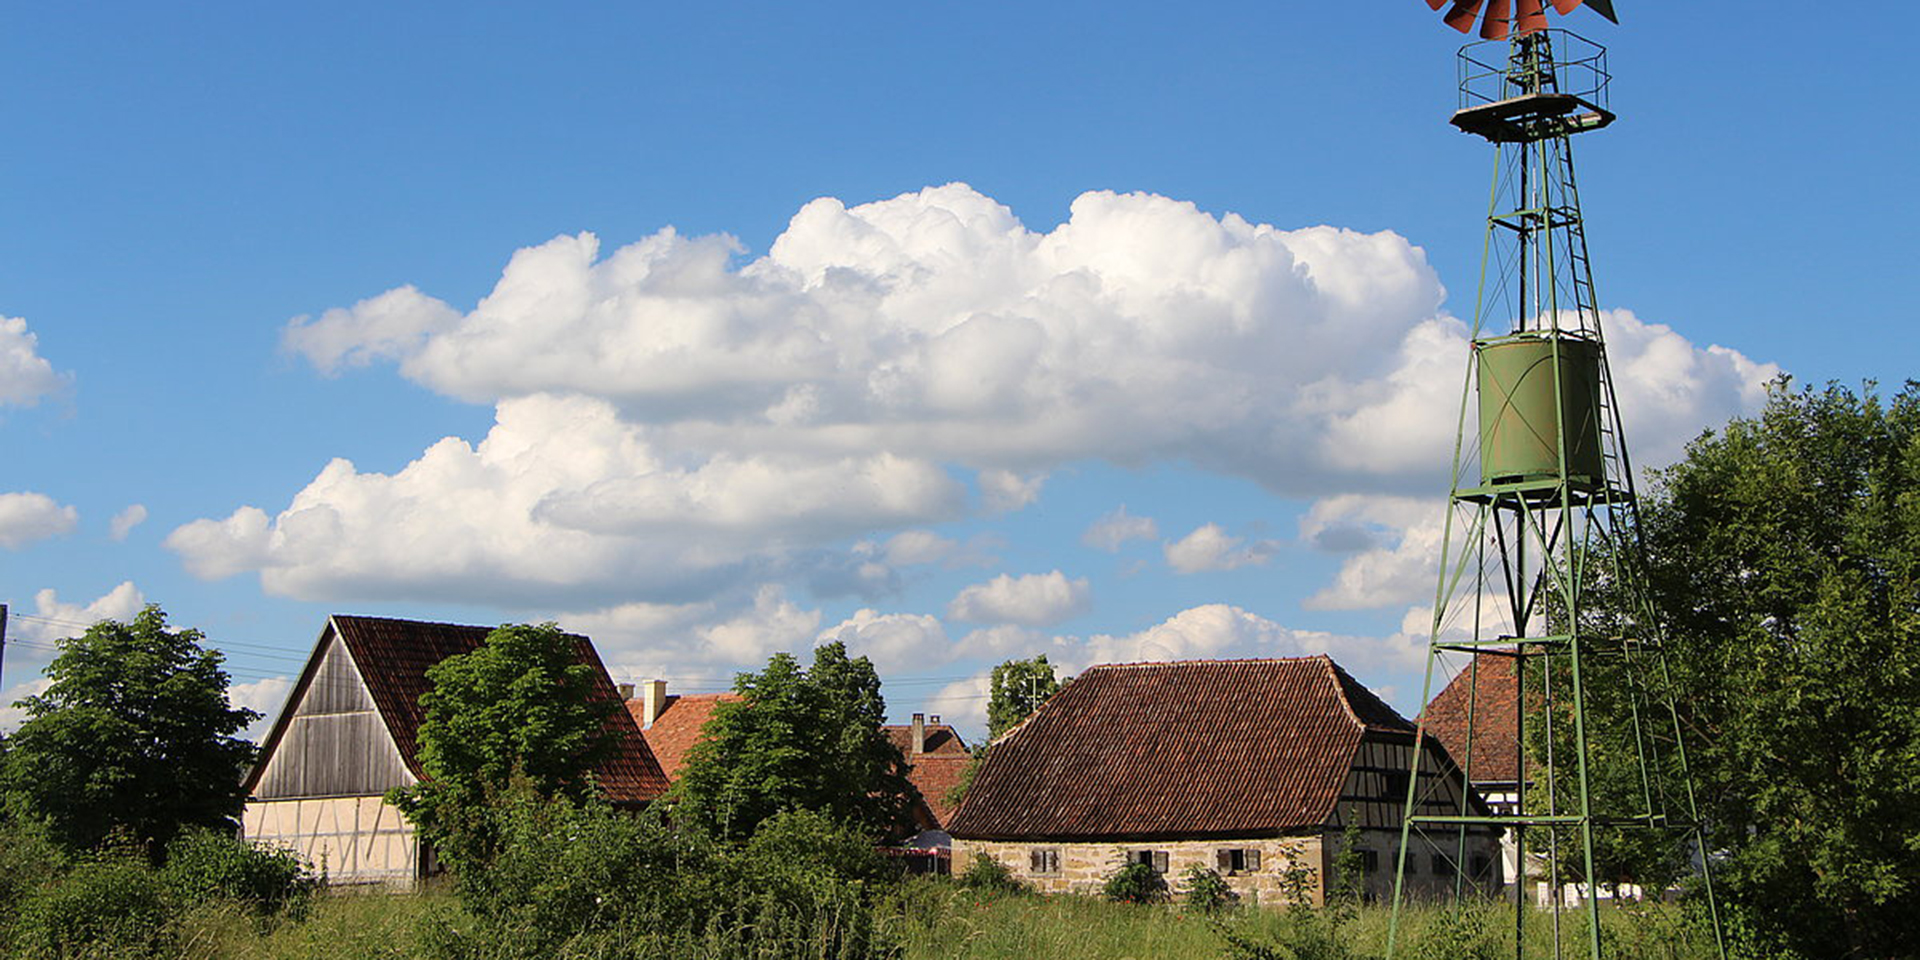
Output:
[{"xmin": 240, "ymin": 615, "xmax": 668, "ymax": 887}]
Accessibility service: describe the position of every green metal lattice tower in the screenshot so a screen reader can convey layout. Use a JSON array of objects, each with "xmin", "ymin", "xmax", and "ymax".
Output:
[{"xmin": 1385, "ymin": 12, "xmax": 1727, "ymax": 960}]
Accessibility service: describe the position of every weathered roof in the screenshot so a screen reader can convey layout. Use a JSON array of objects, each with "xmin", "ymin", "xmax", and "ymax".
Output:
[
  {"xmin": 630, "ymin": 692, "xmax": 741, "ymax": 781},
  {"xmin": 246, "ymin": 615, "xmax": 669, "ymax": 805},
  {"xmin": 947, "ymin": 656, "xmax": 1415, "ymax": 841},
  {"xmin": 903, "ymin": 753, "xmax": 972, "ymax": 828},
  {"xmin": 882, "ymin": 723, "xmax": 970, "ymax": 758},
  {"xmin": 1419, "ymin": 653, "xmax": 1522, "ymax": 786}
]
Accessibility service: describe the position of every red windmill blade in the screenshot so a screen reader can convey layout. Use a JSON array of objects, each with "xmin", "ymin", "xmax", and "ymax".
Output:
[{"xmin": 1428, "ymin": 0, "xmax": 1615, "ymax": 38}]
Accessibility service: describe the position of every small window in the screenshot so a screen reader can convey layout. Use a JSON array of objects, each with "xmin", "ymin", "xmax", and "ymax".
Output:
[
  {"xmin": 1215, "ymin": 848, "xmax": 1263, "ymax": 874},
  {"xmin": 1029, "ymin": 848, "xmax": 1061, "ymax": 875},
  {"xmin": 1133, "ymin": 849, "xmax": 1169, "ymax": 874},
  {"xmin": 1470, "ymin": 853, "xmax": 1493, "ymax": 881},
  {"xmin": 1356, "ymin": 849, "xmax": 1380, "ymax": 876},
  {"xmin": 1433, "ymin": 853, "xmax": 1457, "ymax": 879}
]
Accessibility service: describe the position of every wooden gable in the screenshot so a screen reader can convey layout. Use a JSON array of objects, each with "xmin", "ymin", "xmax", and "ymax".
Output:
[{"xmin": 250, "ymin": 627, "xmax": 413, "ymax": 800}]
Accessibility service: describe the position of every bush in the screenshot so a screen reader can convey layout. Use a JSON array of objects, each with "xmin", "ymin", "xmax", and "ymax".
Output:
[
  {"xmin": 161, "ymin": 828, "xmax": 317, "ymax": 916},
  {"xmin": 0, "ymin": 820, "xmax": 70, "ymax": 930},
  {"xmin": 1102, "ymin": 862, "xmax": 1168, "ymax": 905},
  {"xmin": 424, "ymin": 782, "xmax": 898, "ymax": 960},
  {"xmin": 745, "ymin": 808, "xmax": 900, "ymax": 890},
  {"xmin": 15, "ymin": 856, "xmax": 172, "ymax": 958},
  {"xmin": 1182, "ymin": 865, "xmax": 1236, "ymax": 913},
  {"xmin": 958, "ymin": 852, "xmax": 1025, "ymax": 894}
]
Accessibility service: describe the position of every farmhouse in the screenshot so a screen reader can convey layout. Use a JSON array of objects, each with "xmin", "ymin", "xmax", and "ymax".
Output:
[
  {"xmin": 947, "ymin": 656, "xmax": 1500, "ymax": 905},
  {"xmin": 241, "ymin": 615, "xmax": 669, "ymax": 887},
  {"xmin": 1419, "ymin": 652, "xmax": 1524, "ymax": 888},
  {"xmin": 625, "ymin": 679, "xmax": 970, "ymax": 832}
]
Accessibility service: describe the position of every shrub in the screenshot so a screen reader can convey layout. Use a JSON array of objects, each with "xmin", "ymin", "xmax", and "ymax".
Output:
[
  {"xmin": 15, "ymin": 856, "xmax": 172, "ymax": 958},
  {"xmin": 0, "ymin": 820, "xmax": 70, "ymax": 927},
  {"xmin": 745, "ymin": 808, "xmax": 900, "ymax": 890},
  {"xmin": 1103, "ymin": 862, "xmax": 1168, "ymax": 904},
  {"xmin": 1182, "ymin": 865, "xmax": 1236, "ymax": 913},
  {"xmin": 958, "ymin": 852, "xmax": 1025, "ymax": 894},
  {"xmin": 161, "ymin": 828, "xmax": 317, "ymax": 917}
]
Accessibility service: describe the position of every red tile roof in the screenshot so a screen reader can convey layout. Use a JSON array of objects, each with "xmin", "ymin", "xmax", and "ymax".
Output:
[
  {"xmin": 904, "ymin": 754, "xmax": 973, "ymax": 828},
  {"xmin": 1419, "ymin": 653, "xmax": 1522, "ymax": 785},
  {"xmin": 947, "ymin": 656, "xmax": 1415, "ymax": 841},
  {"xmin": 247, "ymin": 615, "xmax": 669, "ymax": 805},
  {"xmin": 882, "ymin": 723, "xmax": 970, "ymax": 757},
  {"xmin": 630, "ymin": 692, "xmax": 741, "ymax": 781}
]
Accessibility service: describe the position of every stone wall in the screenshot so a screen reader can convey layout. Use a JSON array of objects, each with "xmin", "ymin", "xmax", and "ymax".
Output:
[
  {"xmin": 953, "ymin": 827, "xmax": 1502, "ymax": 906},
  {"xmin": 952, "ymin": 836, "xmax": 1326, "ymax": 906}
]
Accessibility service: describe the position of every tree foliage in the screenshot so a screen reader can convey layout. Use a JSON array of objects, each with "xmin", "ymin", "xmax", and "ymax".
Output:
[
  {"xmin": 387, "ymin": 622, "xmax": 617, "ymax": 876},
  {"xmin": 0, "ymin": 605, "xmax": 256, "ymax": 859},
  {"xmin": 1586, "ymin": 380, "xmax": 1920, "ymax": 957},
  {"xmin": 670, "ymin": 641, "xmax": 915, "ymax": 841},
  {"xmin": 987, "ymin": 654, "xmax": 1062, "ymax": 741}
]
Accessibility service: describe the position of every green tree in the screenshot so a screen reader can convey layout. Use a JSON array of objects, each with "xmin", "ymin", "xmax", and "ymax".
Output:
[
  {"xmin": 670, "ymin": 641, "xmax": 915, "ymax": 841},
  {"xmin": 987, "ymin": 654, "xmax": 1062, "ymax": 740},
  {"xmin": 1584, "ymin": 380, "xmax": 1920, "ymax": 957},
  {"xmin": 387, "ymin": 622, "xmax": 618, "ymax": 876},
  {"xmin": 0, "ymin": 605, "xmax": 256, "ymax": 859}
]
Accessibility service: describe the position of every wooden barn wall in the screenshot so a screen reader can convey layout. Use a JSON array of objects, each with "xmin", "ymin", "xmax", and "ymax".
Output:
[{"xmin": 253, "ymin": 633, "xmax": 414, "ymax": 799}]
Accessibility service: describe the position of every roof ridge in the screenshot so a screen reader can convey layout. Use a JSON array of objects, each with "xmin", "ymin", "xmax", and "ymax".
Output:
[{"xmin": 1086, "ymin": 654, "xmax": 1335, "ymax": 670}]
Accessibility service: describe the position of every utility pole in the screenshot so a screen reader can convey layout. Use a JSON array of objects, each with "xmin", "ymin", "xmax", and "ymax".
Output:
[{"xmin": 0, "ymin": 602, "xmax": 8, "ymax": 695}]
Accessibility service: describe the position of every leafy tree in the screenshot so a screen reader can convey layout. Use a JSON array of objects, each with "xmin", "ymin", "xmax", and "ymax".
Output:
[
  {"xmin": 0, "ymin": 605, "xmax": 256, "ymax": 859},
  {"xmin": 387, "ymin": 622, "xmax": 618, "ymax": 876},
  {"xmin": 670, "ymin": 641, "xmax": 915, "ymax": 841},
  {"xmin": 1581, "ymin": 380, "xmax": 1920, "ymax": 957},
  {"xmin": 987, "ymin": 654, "xmax": 1062, "ymax": 740}
]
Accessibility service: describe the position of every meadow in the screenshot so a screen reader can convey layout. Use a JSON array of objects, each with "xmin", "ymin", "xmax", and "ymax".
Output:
[{"xmin": 150, "ymin": 880, "xmax": 1729, "ymax": 960}]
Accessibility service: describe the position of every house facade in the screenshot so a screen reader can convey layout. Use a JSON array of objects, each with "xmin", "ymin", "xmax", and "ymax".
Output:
[
  {"xmin": 241, "ymin": 615, "xmax": 669, "ymax": 887},
  {"xmin": 947, "ymin": 656, "xmax": 1500, "ymax": 906}
]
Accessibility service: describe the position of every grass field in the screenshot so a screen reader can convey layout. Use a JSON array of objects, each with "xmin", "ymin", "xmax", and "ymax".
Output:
[{"xmin": 154, "ymin": 880, "xmax": 1726, "ymax": 960}]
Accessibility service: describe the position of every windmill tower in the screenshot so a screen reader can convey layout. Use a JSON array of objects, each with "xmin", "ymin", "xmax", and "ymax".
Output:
[{"xmin": 1386, "ymin": 3, "xmax": 1726, "ymax": 958}]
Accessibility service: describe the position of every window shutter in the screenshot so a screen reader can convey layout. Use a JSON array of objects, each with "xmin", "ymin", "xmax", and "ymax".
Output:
[
  {"xmin": 1216, "ymin": 850, "xmax": 1232, "ymax": 871},
  {"xmin": 1246, "ymin": 848, "xmax": 1261, "ymax": 871},
  {"xmin": 1153, "ymin": 851, "xmax": 1169, "ymax": 874}
]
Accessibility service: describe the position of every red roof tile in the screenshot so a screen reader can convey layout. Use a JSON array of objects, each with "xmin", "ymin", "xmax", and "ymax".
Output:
[
  {"xmin": 947, "ymin": 656, "xmax": 1414, "ymax": 841},
  {"xmin": 882, "ymin": 723, "xmax": 970, "ymax": 757},
  {"xmin": 248, "ymin": 615, "xmax": 669, "ymax": 805},
  {"xmin": 904, "ymin": 754, "xmax": 973, "ymax": 828},
  {"xmin": 1419, "ymin": 653, "xmax": 1522, "ymax": 785},
  {"xmin": 631, "ymin": 692, "xmax": 741, "ymax": 781}
]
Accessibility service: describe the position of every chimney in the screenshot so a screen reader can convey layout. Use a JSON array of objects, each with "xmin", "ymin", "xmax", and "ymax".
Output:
[
  {"xmin": 929, "ymin": 714, "xmax": 940, "ymax": 726},
  {"xmin": 640, "ymin": 679, "xmax": 669, "ymax": 729},
  {"xmin": 909, "ymin": 712, "xmax": 926, "ymax": 756},
  {"xmin": 616, "ymin": 682, "xmax": 636, "ymax": 701}
]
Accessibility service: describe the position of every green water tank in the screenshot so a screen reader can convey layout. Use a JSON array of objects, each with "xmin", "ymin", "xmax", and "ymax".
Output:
[{"xmin": 1476, "ymin": 335, "xmax": 1605, "ymax": 486}]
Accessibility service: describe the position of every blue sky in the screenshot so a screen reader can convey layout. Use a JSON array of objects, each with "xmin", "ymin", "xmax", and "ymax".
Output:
[{"xmin": 2, "ymin": 2, "xmax": 1913, "ymax": 742}]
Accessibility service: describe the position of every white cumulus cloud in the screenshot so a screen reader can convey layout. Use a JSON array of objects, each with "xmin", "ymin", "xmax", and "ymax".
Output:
[
  {"xmin": 948, "ymin": 571, "xmax": 1091, "ymax": 626},
  {"xmin": 816, "ymin": 609, "xmax": 949, "ymax": 673},
  {"xmin": 0, "ymin": 493, "xmax": 77, "ymax": 549},
  {"xmin": 194, "ymin": 183, "xmax": 1775, "ymax": 618},
  {"xmin": 0, "ymin": 317, "xmax": 68, "ymax": 407},
  {"xmin": 1081, "ymin": 505, "xmax": 1158, "ymax": 552},
  {"xmin": 109, "ymin": 504, "xmax": 148, "ymax": 541},
  {"xmin": 1164, "ymin": 523, "xmax": 1275, "ymax": 574}
]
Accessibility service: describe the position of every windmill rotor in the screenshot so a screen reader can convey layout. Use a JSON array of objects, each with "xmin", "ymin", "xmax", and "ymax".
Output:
[{"xmin": 1425, "ymin": 0, "xmax": 1616, "ymax": 40}]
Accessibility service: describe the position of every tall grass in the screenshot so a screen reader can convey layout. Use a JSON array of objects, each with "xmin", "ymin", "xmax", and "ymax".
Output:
[{"xmin": 20, "ymin": 874, "xmax": 1728, "ymax": 960}]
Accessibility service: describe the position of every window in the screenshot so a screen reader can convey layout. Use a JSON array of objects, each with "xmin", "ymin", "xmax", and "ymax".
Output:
[
  {"xmin": 1132, "ymin": 849, "xmax": 1169, "ymax": 874},
  {"xmin": 1356, "ymin": 849, "xmax": 1380, "ymax": 876},
  {"xmin": 1215, "ymin": 848, "xmax": 1263, "ymax": 875},
  {"xmin": 1029, "ymin": 848, "xmax": 1061, "ymax": 875},
  {"xmin": 1433, "ymin": 853, "xmax": 1457, "ymax": 879},
  {"xmin": 1470, "ymin": 853, "xmax": 1493, "ymax": 881}
]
